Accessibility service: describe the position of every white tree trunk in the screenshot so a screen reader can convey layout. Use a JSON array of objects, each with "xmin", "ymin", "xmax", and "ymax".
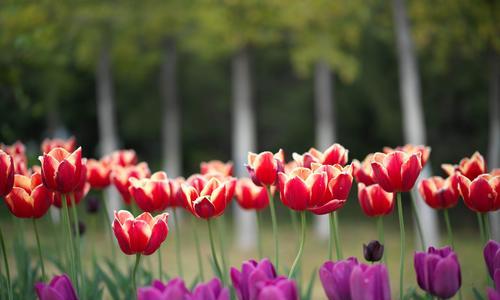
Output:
[
  {"xmin": 96, "ymin": 43, "xmax": 120, "ymax": 220},
  {"xmin": 160, "ymin": 39, "xmax": 182, "ymax": 178},
  {"xmin": 232, "ymin": 48, "xmax": 257, "ymax": 250},
  {"xmin": 488, "ymin": 53, "xmax": 500, "ymax": 241},
  {"xmin": 313, "ymin": 60, "xmax": 336, "ymax": 240},
  {"xmin": 392, "ymin": 0, "xmax": 439, "ymax": 247}
]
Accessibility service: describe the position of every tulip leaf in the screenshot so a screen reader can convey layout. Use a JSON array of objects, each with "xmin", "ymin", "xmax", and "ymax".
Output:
[
  {"xmin": 189, "ymin": 274, "xmax": 201, "ymax": 290},
  {"xmin": 95, "ymin": 262, "xmax": 121, "ymax": 300},
  {"xmin": 472, "ymin": 287, "xmax": 485, "ymax": 300},
  {"xmin": 303, "ymin": 268, "xmax": 317, "ymax": 300}
]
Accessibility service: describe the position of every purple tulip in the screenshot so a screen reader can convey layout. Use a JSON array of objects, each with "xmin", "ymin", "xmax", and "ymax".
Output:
[
  {"xmin": 137, "ymin": 278, "xmax": 191, "ymax": 300},
  {"xmin": 487, "ymin": 269, "xmax": 500, "ymax": 300},
  {"xmin": 319, "ymin": 257, "xmax": 359, "ymax": 300},
  {"xmin": 251, "ymin": 276, "xmax": 299, "ymax": 300},
  {"xmin": 350, "ymin": 263, "xmax": 391, "ymax": 300},
  {"xmin": 484, "ymin": 240, "xmax": 500, "ymax": 280},
  {"xmin": 414, "ymin": 246, "xmax": 462, "ymax": 299},
  {"xmin": 35, "ymin": 274, "xmax": 78, "ymax": 300},
  {"xmin": 192, "ymin": 278, "xmax": 229, "ymax": 300},
  {"xmin": 230, "ymin": 258, "xmax": 277, "ymax": 300}
]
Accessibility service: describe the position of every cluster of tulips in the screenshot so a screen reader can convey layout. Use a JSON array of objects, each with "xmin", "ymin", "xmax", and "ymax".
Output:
[{"xmin": 0, "ymin": 138, "xmax": 499, "ymax": 300}]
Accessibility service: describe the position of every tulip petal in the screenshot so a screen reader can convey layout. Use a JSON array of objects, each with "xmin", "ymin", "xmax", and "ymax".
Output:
[
  {"xmin": 432, "ymin": 256, "xmax": 461, "ymax": 299},
  {"xmin": 56, "ymin": 160, "xmax": 77, "ymax": 193},
  {"xmin": 193, "ymin": 196, "xmax": 216, "ymax": 219},
  {"xmin": 371, "ymin": 161, "xmax": 394, "ymax": 193},
  {"xmin": 112, "ymin": 219, "xmax": 132, "ymax": 255},
  {"xmin": 468, "ymin": 177, "xmax": 496, "ymax": 212},
  {"xmin": 401, "ymin": 154, "xmax": 422, "ymax": 191},
  {"xmin": 283, "ymin": 177, "xmax": 309, "ymax": 211},
  {"xmin": 32, "ymin": 185, "xmax": 53, "ymax": 218},
  {"xmin": 329, "ymin": 173, "xmax": 353, "ymax": 201},
  {"xmin": 143, "ymin": 217, "xmax": 168, "ymax": 255},
  {"xmin": 129, "ymin": 220, "xmax": 152, "ymax": 253},
  {"xmin": 5, "ymin": 187, "xmax": 33, "ymax": 218}
]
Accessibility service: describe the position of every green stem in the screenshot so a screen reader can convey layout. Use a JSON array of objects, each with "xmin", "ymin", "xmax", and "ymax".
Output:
[
  {"xmin": 101, "ymin": 190, "xmax": 116, "ymax": 261},
  {"xmin": 172, "ymin": 209, "xmax": 184, "ymax": 278},
  {"xmin": 397, "ymin": 193, "xmax": 405, "ymax": 300},
  {"xmin": 332, "ymin": 211, "xmax": 343, "ymax": 260},
  {"xmin": 70, "ymin": 194, "xmax": 85, "ymax": 296},
  {"xmin": 477, "ymin": 212, "xmax": 485, "ymax": 244},
  {"xmin": 288, "ymin": 211, "xmax": 306, "ymax": 278},
  {"xmin": 132, "ymin": 254, "xmax": 141, "ymax": 296},
  {"xmin": 32, "ymin": 218, "xmax": 46, "ymax": 281},
  {"xmin": 328, "ymin": 213, "xmax": 334, "ymax": 260},
  {"xmin": 0, "ymin": 225, "xmax": 13, "ymax": 300},
  {"xmin": 289, "ymin": 209, "xmax": 298, "ymax": 233},
  {"xmin": 377, "ymin": 216, "xmax": 388, "ymax": 266},
  {"xmin": 256, "ymin": 210, "xmax": 264, "ymax": 259},
  {"xmin": 443, "ymin": 209, "xmax": 454, "ymax": 248},
  {"xmin": 267, "ymin": 186, "xmax": 279, "ymax": 271},
  {"xmin": 157, "ymin": 247, "xmax": 163, "ymax": 281},
  {"xmin": 217, "ymin": 216, "xmax": 228, "ymax": 283},
  {"xmin": 191, "ymin": 218, "xmax": 205, "ymax": 281},
  {"xmin": 483, "ymin": 213, "xmax": 491, "ymax": 241},
  {"xmin": 62, "ymin": 195, "xmax": 76, "ymax": 289},
  {"xmin": 207, "ymin": 219, "xmax": 223, "ymax": 281},
  {"xmin": 410, "ymin": 196, "xmax": 425, "ymax": 250}
]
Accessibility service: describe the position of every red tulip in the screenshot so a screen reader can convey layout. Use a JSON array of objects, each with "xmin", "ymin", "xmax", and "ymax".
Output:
[
  {"xmin": 442, "ymin": 151, "xmax": 486, "ymax": 180},
  {"xmin": 112, "ymin": 210, "xmax": 169, "ymax": 255},
  {"xmin": 358, "ymin": 183, "xmax": 395, "ymax": 217},
  {"xmin": 418, "ymin": 175, "xmax": 459, "ymax": 209},
  {"xmin": 0, "ymin": 150, "xmax": 14, "ymax": 197},
  {"xmin": 181, "ymin": 177, "xmax": 227, "ymax": 219},
  {"xmin": 292, "ymin": 143, "xmax": 348, "ymax": 168},
  {"xmin": 246, "ymin": 149, "xmax": 284, "ymax": 186},
  {"xmin": 86, "ymin": 159, "xmax": 112, "ymax": 189},
  {"xmin": 384, "ymin": 144, "xmax": 431, "ymax": 167},
  {"xmin": 104, "ymin": 149, "xmax": 138, "ymax": 167},
  {"xmin": 1, "ymin": 141, "xmax": 29, "ymax": 175},
  {"xmin": 307, "ymin": 164, "xmax": 353, "ymax": 214},
  {"xmin": 200, "ymin": 160, "xmax": 233, "ymax": 177},
  {"xmin": 4, "ymin": 172, "xmax": 52, "ymax": 218},
  {"xmin": 235, "ymin": 178, "xmax": 269, "ymax": 210},
  {"xmin": 169, "ymin": 177, "xmax": 188, "ymax": 208},
  {"xmin": 111, "ymin": 163, "xmax": 150, "ymax": 205},
  {"xmin": 457, "ymin": 173, "xmax": 499, "ymax": 213},
  {"xmin": 370, "ymin": 151, "xmax": 423, "ymax": 193},
  {"xmin": 277, "ymin": 167, "xmax": 327, "ymax": 211},
  {"xmin": 129, "ymin": 171, "xmax": 172, "ymax": 212},
  {"xmin": 352, "ymin": 154, "xmax": 376, "ymax": 185},
  {"xmin": 52, "ymin": 161, "xmax": 89, "ymax": 208},
  {"xmin": 41, "ymin": 137, "xmax": 76, "ymax": 154},
  {"xmin": 39, "ymin": 147, "xmax": 84, "ymax": 193}
]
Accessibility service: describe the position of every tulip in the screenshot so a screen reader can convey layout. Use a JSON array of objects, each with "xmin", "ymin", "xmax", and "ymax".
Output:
[
  {"xmin": 192, "ymin": 278, "xmax": 229, "ymax": 300},
  {"xmin": 230, "ymin": 258, "xmax": 277, "ymax": 300},
  {"xmin": 169, "ymin": 177, "xmax": 188, "ymax": 209},
  {"xmin": 86, "ymin": 159, "xmax": 111, "ymax": 189},
  {"xmin": 293, "ymin": 143, "xmax": 348, "ymax": 168},
  {"xmin": 41, "ymin": 137, "xmax": 77, "ymax": 154},
  {"xmin": 457, "ymin": 173, "xmax": 499, "ymax": 213},
  {"xmin": 39, "ymin": 147, "xmax": 84, "ymax": 194},
  {"xmin": 251, "ymin": 277, "xmax": 299, "ymax": 300},
  {"xmin": 129, "ymin": 171, "xmax": 172, "ymax": 213},
  {"xmin": 384, "ymin": 144, "xmax": 431, "ymax": 167},
  {"xmin": 137, "ymin": 278, "xmax": 191, "ymax": 300},
  {"xmin": 358, "ymin": 183, "xmax": 394, "ymax": 217},
  {"xmin": 52, "ymin": 161, "xmax": 89, "ymax": 208},
  {"xmin": 277, "ymin": 167, "xmax": 327, "ymax": 211},
  {"xmin": 4, "ymin": 173, "xmax": 52, "ymax": 218},
  {"xmin": 418, "ymin": 175, "xmax": 459, "ymax": 210},
  {"xmin": 0, "ymin": 150, "xmax": 15, "ymax": 197},
  {"xmin": 364, "ymin": 240, "xmax": 384, "ymax": 263},
  {"xmin": 35, "ymin": 274, "xmax": 78, "ymax": 300},
  {"xmin": 201, "ymin": 160, "xmax": 233, "ymax": 177},
  {"xmin": 487, "ymin": 270, "xmax": 500, "ymax": 300},
  {"xmin": 246, "ymin": 149, "xmax": 284, "ymax": 187},
  {"xmin": 181, "ymin": 177, "xmax": 227, "ymax": 219},
  {"xmin": 111, "ymin": 163, "xmax": 151, "ymax": 205},
  {"xmin": 414, "ymin": 246, "xmax": 462, "ymax": 299},
  {"xmin": 350, "ymin": 263, "xmax": 391, "ymax": 300},
  {"xmin": 370, "ymin": 151, "xmax": 423, "ymax": 193},
  {"xmin": 442, "ymin": 151, "xmax": 486, "ymax": 180},
  {"xmin": 235, "ymin": 178, "xmax": 269, "ymax": 211},
  {"xmin": 103, "ymin": 149, "xmax": 138, "ymax": 167},
  {"xmin": 484, "ymin": 240, "xmax": 500, "ymax": 280},
  {"xmin": 319, "ymin": 258, "xmax": 359, "ymax": 300},
  {"xmin": 1, "ymin": 141, "xmax": 29, "ymax": 175},
  {"xmin": 352, "ymin": 154, "xmax": 376, "ymax": 185}
]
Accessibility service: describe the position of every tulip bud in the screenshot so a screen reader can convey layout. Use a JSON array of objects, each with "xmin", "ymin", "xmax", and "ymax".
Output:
[
  {"xmin": 363, "ymin": 240, "xmax": 384, "ymax": 262},
  {"xmin": 35, "ymin": 274, "xmax": 78, "ymax": 300},
  {"xmin": 72, "ymin": 221, "xmax": 86, "ymax": 236},
  {"xmin": 86, "ymin": 196, "xmax": 100, "ymax": 214}
]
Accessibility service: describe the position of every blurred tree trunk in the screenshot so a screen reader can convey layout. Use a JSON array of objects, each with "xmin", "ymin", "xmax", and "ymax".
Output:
[
  {"xmin": 392, "ymin": 0, "xmax": 439, "ymax": 247},
  {"xmin": 160, "ymin": 39, "xmax": 182, "ymax": 178},
  {"xmin": 96, "ymin": 41, "xmax": 120, "ymax": 219},
  {"xmin": 488, "ymin": 52, "xmax": 500, "ymax": 241},
  {"xmin": 232, "ymin": 47, "xmax": 257, "ymax": 250},
  {"xmin": 313, "ymin": 60, "xmax": 336, "ymax": 240}
]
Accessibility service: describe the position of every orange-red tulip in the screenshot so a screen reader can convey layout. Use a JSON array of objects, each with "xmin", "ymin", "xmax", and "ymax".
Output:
[
  {"xmin": 418, "ymin": 175, "xmax": 459, "ymax": 209},
  {"xmin": 235, "ymin": 178, "xmax": 269, "ymax": 210},
  {"xmin": 200, "ymin": 160, "xmax": 233, "ymax": 177},
  {"xmin": 86, "ymin": 159, "xmax": 112, "ymax": 189},
  {"xmin": 1, "ymin": 141, "xmax": 29, "ymax": 175},
  {"xmin": 0, "ymin": 150, "xmax": 14, "ymax": 197},
  {"xmin": 308, "ymin": 164, "xmax": 353, "ymax": 214},
  {"xmin": 181, "ymin": 177, "xmax": 227, "ymax": 219},
  {"xmin": 277, "ymin": 167, "xmax": 328, "ymax": 211},
  {"xmin": 370, "ymin": 151, "xmax": 423, "ymax": 193},
  {"xmin": 104, "ymin": 149, "xmax": 138, "ymax": 167},
  {"xmin": 352, "ymin": 154, "xmax": 376, "ymax": 185},
  {"xmin": 358, "ymin": 183, "xmax": 395, "ymax": 217},
  {"xmin": 384, "ymin": 144, "xmax": 431, "ymax": 167},
  {"xmin": 52, "ymin": 161, "xmax": 89, "ymax": 208},
  {"xmin": 129, "ymin": 171, "xmax": 172, "ymax": 212},
  {"xmin": 442, "ymin": 152, "xmax": 487, "ymax": 181},
  {"xmin": 4, "ymin": 173, "xmax": 52, "ymax": 218},
  {"xmin": 292, "ymin": 143, "xmax": 348, "ymax": 168},
  {"xmin": 39, "ymin": 147, "xmax": 84, "ymax": 193},
  {"xmin": 112, "ymin": 210, "xmax": 169, "ymax": 255},
  {"xmin": 246, "ymin": 150, "xmax": 284, "ymax": 186},
  {"xmin": 111, "ymin": 162, "xmax": 150, "ymax": 205},
  {"xmin": 41, "ymin": 137, "xmax": 76, "ymax": 154},
  {"xmin": 457, "ymin": 173, "xmax": 499, "ymax": 213}
]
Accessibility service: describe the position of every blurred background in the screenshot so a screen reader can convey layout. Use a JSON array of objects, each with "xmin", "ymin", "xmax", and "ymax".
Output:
[{"xmin": 0, "ymin": 0, "xmax": 499, "ymax": 298}]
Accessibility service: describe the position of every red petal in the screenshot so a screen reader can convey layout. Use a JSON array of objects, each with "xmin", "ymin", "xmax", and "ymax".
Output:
[
  {"xmin": 31, "ymin": 185, "xmax": 52, "ymax": 218},
  {"xmin": 371, "ymin": 161, "xmax": 394, "ymax": 193},
  {"xmin": 468, "ymin": 177, "xmax": 496, "ymax": 212},
  {"xmin": 210, "ymin": 185, "xmax": 227, "ymax": 217},
  {"xmin": 143, "ymin": 215, "xmax": 169, "ymax": 255},
  {"xmin": 129, "ymin": 220, "xmax": 152, "ymax": 253},
  {"xmin": 112, "ymin": 219, "xmax": 132, "ymax": 255},
  {"xmin": 40, "ymin": 154, "xmax": 59, "ymax": 190},
  {"xmin": 306, "ymin": 172, "xmax": 327, "ymax": 207},
  {"xmin": 254, "ymin": 152, "xmax": 277, "ymax": 186},
  {"xmin": 401, "ymin": 154, "xmax": 422, "ymax": 191},
  {"xmin": 56, "ymin": 160, "xmax": 77, "ymax": 193},
  {"xmin": 283, "ymin": 177, "xmax": 309, "ymax": 211},
  {"xmin": 309, "ymin": 199, "xmax": 346, "ymax": 215},
  {"xmin": 5, "ymin": 187, "xmax": 33, "ymax": 218},
  {"xmin": 329, "ymin": 173, "xmax": 353, "ymax": 201},
  {"xmin": 384, "ymin": 152, "xmax": 405, "ymax": 191},
  {"xmin": 193, "ymin": 196, "xmax": 215, "ymax": 219}
]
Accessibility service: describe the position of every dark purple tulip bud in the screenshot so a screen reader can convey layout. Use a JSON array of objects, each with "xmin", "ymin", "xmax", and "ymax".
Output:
[
  {"xmin": 414, "ymin": 246, "xmax": 462, "ymax": 299},
  {"xmin": 35, "ymin": 274, "xmax": 78, "ymax": 300},
  {"xmin": 484, "ymin": 240, "xmax": 500, "ymax": 280},
  {"xmin": 252, "ymin": 276, "xmax": 299, "ymax": 300},
  {"xmin": 137, "ymin": 278, "xmax": 191, "ymax": 300},
  {"xmin": 487, "ymin": 269, "xmax": 500, "ymax": 300},
  {"xmin": 319, "ymin": 257, "xmax": 359, "ymax": 300},
  {"xmin": 363, "ymin": 240, "xmax": 384, "ymax": 262},
  {"xmin": 230, "ymin": 258, "xmax": 277, "ymax": 300},
  {"xmin": 191, "ymin": 278, "xmax": 229, "ymax": 300},
  {"xmin": 72, "ymin": 221, "xmax": 86, "ymax": 236},
  {"xmin": 350, "ymin": 263, "xmax": 391, "ymax": 300},
  {"xmin": 86, "ymin": 196, "xmax": 100, "ymax": 214}
]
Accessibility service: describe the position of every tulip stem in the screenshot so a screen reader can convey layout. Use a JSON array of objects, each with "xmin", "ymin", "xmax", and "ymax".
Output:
[
  {"xmin": 443, "ymin": 209, "xmax": 454, "ymax": 249},
  {"xmin": 0, "ymin": 225, "xmax": 13, "ymax": 300},
  {"xmin": 328, "ymin": 213, "xmax": 334, "ymax": 261},
  {"xmin": 70, "ymin": 194, "xmax": 85, "ymax": 297},
  {"xmin": 132, "ymin": 253, "xmax": 141, "ymax": 296},
  {"xmin": 267, "ymin": 186, "xmax": 280, "ymax": 271},
  {"xmin": 256, "ymin": 210, "xmax": 264, "ymax": 259},
  {"xmin": 289, "ymin": 211, "xmax": 306, "ymax": 279},
  {"xmin": 32, "ymin": 218, "xmax": 46, "ymax": 281},
  {"xmin": 377, "ymin": 217, "xmax": 388, "ymax": 266},
  {"xmin": 191, "ymin": 217, "xmax": 205, "ymax": 281},
  {"xmin": 62, "ymin": 195, "xmax": 77, "ymax": 290},
  {"xmin": 172, "ymin": 208, "xmax": 184, "ymax": 279},
  {"xmin": 410, "ymin": 196, "xmax": 425, "ymax": 250},
  {"xmin": 333, "ymin": 212, "xmax": 343, "ymax": 260},
  {"xmin": 207, "ymin": 219, "xmax": 224, "ymax": 282},
  {"xmin": 482, "ymin": 213, "xmax": 491, "ymax": 241},
  {"xmin": 101, "ymin": 190, "xmax": 116, "ymax": 262},
  {"xmin": 217, "ymin": 216, "xmax": 229, "ymax": 283},
  {"xmin": 476, "ymin": 212, "xmax": 485, "ymax": 244},
  {"xmin": 397, "ymin": 193, "xmax": 405, "ymax": 300}
]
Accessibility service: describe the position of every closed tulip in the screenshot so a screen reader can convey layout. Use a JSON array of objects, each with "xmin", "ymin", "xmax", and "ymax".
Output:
[
  {"xmin": 129, "ymin": 171, "xmax": 171, "ymax": 212},
  {"xmin": 484, "ymin": 240, "xmax": 500, "ymax": 279},
  {"xmin": 181, "ymin": 177, "xmax": 227, "ymax": 219},
  {"xmin": 246, "ymin": 150, "xmax": 284, "ymax": 186},
  {"xmin": 487, "ymin": 270, "xmax": 500, "ymax": 300},
  {"xmin": 418, "ymin": 175, "xmax": 459, "ymax": 209},
  {"xmin": 86, "ymin": 158, "xmax": 111, "ymax": 189},
  {"xmin": 137, "ymin": 278, "xmax": 191, "ymax": 300},
  {"xmin": 293, "ymin": 143, "xmax": 348, "ymax": 168},
  {"xmin": 230, "ymin": 258, "xmax": 277, "ymax": 300},
  {"xmin": 41, "ymin": 137, "xmax": 77, "ymax": 154},
  {"xmin": 442, "ymin": 151, "xmax": 486, "ymax": 180},
  {"xmin": 319, "ymin": 257, "xmax": 359, "ymax": 300},
  {"xmin": 191, "ymin": 278, "xmax": 229, "ymax": 300},
  {"xmin": 201, "ymin": 160, "xmax": 233, "ymax": 177},
  {"xmin": 251, "ymin": 277, "xmax": 299, "ymax": 300},
  {"xmin": 370, "ymin": 151, "xmax": 423, "ymax": 193},
  {"xmin": 235, "ymin": 178, "xmax": 269, "ymax": 211},
  {"xmin": 35, "ymin": 274, "xmax": 78, "ymax": 300},
  {"xmin": 363, "ymin": 240, "xmax": 384, "ymax": 263},
  {"xmin": 384, "ymin": 144, "xmax": 431, "ymax": 167},
  {"xmin": 1, "ymin": 141, "xmax": 29, "ymax": 175},
  {"xmin": 103, "ymin": 149, "xmax": 138, "ymax": 167},
  {"xmin": 39, "ymin": 147, "xmax": 84, "ymax": 193},
  {"xmin": 112, "ymin": 210, "xmax": 169, "ymax": 255},
  {"xmin": 169, "ymin": 177, "xmax": 188, "ymax": 208},
  {"xmin": 52, "ymin": 162, "xmax": 89, "ymax": 208},
  {"xmin": 358, "ymin": 183, "xmax": 394, "ymax": 217},
  {"xmin": 352, "ymin": 154, "xmax": 376, "ymax": 185},
  {"xmin": 350, "ymin": 263, "xmax": 391, "ymax": 300},
  {"xmin": 277, "ymin": 167, "xmax": 327, "ymax": 211},
  {"xmin": 111, "ymin": 163, "xmax": 151, "ymax": 205},
  {"xmin": 414, "ymin": 246, "xmax": 462, "ymax": 299},
  {"xmin": 457, "ymin": 173, "xmax": 499, "ymax": 212},
  {"xmin": 4, "ymin": 173, "xmax": 52, "ymax": 218},
  {"xmin": 0, "ymin": 149, "xmax": 14, "ymax": 197}
]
